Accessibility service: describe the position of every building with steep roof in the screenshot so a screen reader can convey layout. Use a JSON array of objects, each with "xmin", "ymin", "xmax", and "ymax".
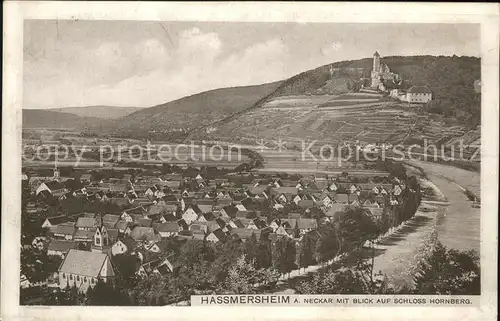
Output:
[
  {"xmin": 58, "ymin": 249, "xmax": 115, "ymax": 292},
  {"xmin": 405, "ymin": 86, "xmax": 432, "ymax": 103}
]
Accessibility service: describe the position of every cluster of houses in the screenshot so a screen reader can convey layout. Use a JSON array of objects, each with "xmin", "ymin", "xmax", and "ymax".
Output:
[{"xmin": 24, "ymin": 166, "xmax": 407, "ymax": 292}]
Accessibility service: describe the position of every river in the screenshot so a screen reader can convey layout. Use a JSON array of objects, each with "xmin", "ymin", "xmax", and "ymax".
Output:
[{"xmin": 407, "ymin": 160, "xmax": 481, "ymax": 253}]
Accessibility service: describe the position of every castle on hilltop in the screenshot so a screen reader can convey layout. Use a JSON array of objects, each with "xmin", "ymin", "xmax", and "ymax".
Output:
[
  {"xmin": 370, "ymin": 51, "xmax": 432, "ymax": 103},
  {"xmin": 370, "ymin": 51, "xmax": 399, "ymax": 90}
]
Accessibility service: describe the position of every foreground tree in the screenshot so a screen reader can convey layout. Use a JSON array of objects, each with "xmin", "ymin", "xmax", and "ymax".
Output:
[
  {"xmin": 271, "ymin": 237, "xmax": 296, "ymax": 278},
  {"xmin": 412, "ymin": 234, "xmax": 480, "ymax": 295}
]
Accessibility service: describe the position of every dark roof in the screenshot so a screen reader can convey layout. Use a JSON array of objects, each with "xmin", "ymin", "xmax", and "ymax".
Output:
[
  {"xmin": 136, "ymin": 218, "xmax": 153, "ymax": 227},
  {"xmin": 44, "ymin": 181, "xmax": 65, "ymax": 191},
  {"xmin": 76, "ymin": 217, "xmax": 97, "ymax": 229},
  {"xmin": 231, "ymin": 228, "xmax": 261, "ymax": 240},
  {"xmin": 48, "ymin": 239, "xmax": 77, "ymax": 252},
  {"xmin": 163, "ymin": 213, "xmax": 178, "ymax": 222},
  {"xmin": 297, "ymin": 218, "xmax": 318, "ymax": 230},
  {"xmin": 408, "ymin": 85, "xmax": 432, "ymax": 94},
  {"xmin": 153, "ymin": 222, "xmax": 180, "ymax": 233},
  {"xmin": 107, "ymin": 228, "xmax": 119, "ymax": 240},
  {"xmin": 202, "ymin": 212, "xmax": 216, "ymax": 221},
  {"xmin": 177, "ymin": 219, "xmax": 189, "ymax": 230},
  {"xmin": 49, "ymin": 224, "xmax": 75, "ymax": 236},
  {"xmin": 163, "ymin": 194, "xmax": 179, "ymax": 202},
  {"xmin": 222, "ymin": 205, "xmax": 238, "ymax": 217},
  {"xmin": 103, "ymin": 214, "xmax": 120, "ymax": 224},
  {"xmin": 45, "ymin": 215, "xmax": 71, "ymax": 226},
  {"xmin": 209, "ymin": 228, "xmax": 227, "ymax": 242},
  {"xmin": 374, "ymin": 51, "xmax": 380, "ymax": 57},
  {"xmin": 253, "ymin": 218, "xmax": 267, "ymax": 229},
  {"xmin": 73, "ymin": 229, "xmax": 96, "ymax": 240},
  {"xmin": 336, "ymin": 193, "xmax": 349, "ymax": 203},
  {"xmin": 230, "ymin": 219, "xmax": 245, "ymax": 228}
]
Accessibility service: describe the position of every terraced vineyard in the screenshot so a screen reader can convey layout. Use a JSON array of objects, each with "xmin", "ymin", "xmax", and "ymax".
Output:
[{"xmin": 207, "ymin": 88, "xmax": 472, "ymax": 151}]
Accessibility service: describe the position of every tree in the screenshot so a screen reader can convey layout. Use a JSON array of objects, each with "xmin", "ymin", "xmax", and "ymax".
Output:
[
  {"xmin": 271, "ymin": 237, "xmax": 296, "ymax": 278},
  {"xmin": 113, "ymin": 254, "xmax": 140, "ymax": 287},
  {"xmin": 332, "ymin": 207, "xmax": 376, "ymax": 255},
  {"xmin": 255, "ymin": 239, "xmax": 272, "ymax": 269},
  {"xmin": 298, "ymin": 234, "xmax": 315, "ymax": 272},
  {"xmin": 244, "ymin": 233, "xmax": 259, "ymax": 265},
  {"xmin": 222, "ymin": 255, "xmax": 257, "ymax": 294},
  {"xmin": 314, "ymin": 225, "xmax": 339, "ymax": 264},
  {"xmin": 412, "ymin": 237, "xmax": 480, "ymax": 295}
]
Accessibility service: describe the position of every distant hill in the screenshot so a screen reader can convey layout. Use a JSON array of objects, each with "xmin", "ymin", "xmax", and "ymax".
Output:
[
  {"xmin": 48, "ymin": 106, "xmax": 143, "ymax": 119},
  {"xmin": 113, "ymin": 81, "xmax": 283, "ymax": 136},
  {"xmin": 23, "ymin": 109, "xmax": 105, "ymax": 129}
]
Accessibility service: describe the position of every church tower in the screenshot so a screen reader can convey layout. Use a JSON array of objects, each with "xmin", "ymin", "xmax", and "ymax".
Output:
[
  {"xmin": 92, "ymin": 215, "xmax": 110, "ymax": 253},
  {"xmin": 53, "ymin": 159, "xmax": 60, "ymax": 181}
]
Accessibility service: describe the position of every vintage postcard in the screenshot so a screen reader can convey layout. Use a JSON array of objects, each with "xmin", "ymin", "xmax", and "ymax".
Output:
[{"xmin": 2, "ymin": 2, "xmax": 499, "ymax": 321}]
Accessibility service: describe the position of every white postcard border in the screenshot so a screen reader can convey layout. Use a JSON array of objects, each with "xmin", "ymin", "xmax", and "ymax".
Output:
[{"xmin": 2, "ymin": 2, "xmax": 499, "ymax": 321}]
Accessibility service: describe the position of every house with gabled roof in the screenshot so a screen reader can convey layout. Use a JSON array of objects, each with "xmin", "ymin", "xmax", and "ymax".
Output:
[
  {"xmin": 36, "ymin": 180, "xmax": 67, "ymax": 196},
  {"xmin": 362, "ymin": 199, "xmax": 380, "ymax": 208},
  {"xmin": 153, "ymin": 222, "xmax": 182, "ymax": 238},
  {"xmin": 195, "ymin": 202, "xmax": 213, "ymax": 214},
  {"xmin": 297, "ymin": 219, "xmax": 318, "ymax": 235},
  {"xmin": 325, "ymin": 203, "xmax": 347, "ymax": 219},
  {"xmin": 47, "ymin": 239, "xmax": 77, "ymax": 257},
  {"xmin": 42, "ymin": 215, "xmax": 71, "ymax": 228},
  {"xmin": 206, "ymin": 228, "xmax": 227, "ymax": 243},
  {"xmin": 364, "ymin": 207, "xmax": 384, "ymax": 220},
  {"xmin": 320, "ymin": 194, "xmax": 335, "ymax": 207},
  {"xmin": 111, "ymin": 237, "xmax": 137, "ymax": 256},
  {"xmin": 220, "ymin": 204, "xmax": 238, "ymax": 218},
  {"xmin": 182, "ymin": 204, "xmax": 202, "ymax": 224},
  {"xmin": 274, "ymin": 225, "xmax": 294, "ymax": 238},
  {"xmin": 76, "ymin": 217, "xmax": 97, "ymax": 231},
  {"xmin": 253, "ymin": 218, "xmax": 267, "ymax": 230},
  {"xmin": 393, "ymin": 185, "xmax": 403, "ymax": 196},
  {"xmin": 58, "ymin": 249, "xmax": 115, "ymax": 292},
  {"xmin": 49, "ymin": 223, "xmax": 76, "ymax": 240},
  {"xmin": 349, "ymin": 194, "xmax": 360, "ymax": 206},
  {"xmin": 102, "ymin": 214, "xmax": 120, "ymax": 229},
  {"xmin": 298, "ymin": 199, "xmax": 315, "ymax": 209},
  {"xmin": 230, "ymin": 228, "xmax": 261, "ymax": 242},
  {"xmin": 130, "ymin": 226, "xmax": 161, "ymax": 243},
  {"xmin": 228, "ymin": 218, "xmax": 245, "ymax": 229},
  {"xmin": 335, "ymin": 193, "xmax": 349, "ymax": 204}
]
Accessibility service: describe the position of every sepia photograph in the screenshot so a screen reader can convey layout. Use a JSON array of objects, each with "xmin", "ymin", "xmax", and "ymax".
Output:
[{"xmin": 2, "ymin": 2, "xmax": 498, "ymax": 320}]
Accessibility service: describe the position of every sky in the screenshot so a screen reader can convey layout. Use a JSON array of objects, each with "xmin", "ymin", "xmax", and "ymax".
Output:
[{"xmin": 23, "ymin": 21, "xmax": 480, "ymax": 109}]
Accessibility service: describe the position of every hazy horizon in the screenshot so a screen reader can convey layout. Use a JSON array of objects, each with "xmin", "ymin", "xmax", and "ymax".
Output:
[{"xmin": 24, "ymin": 21, "xmax": 480, "ymax": 110}]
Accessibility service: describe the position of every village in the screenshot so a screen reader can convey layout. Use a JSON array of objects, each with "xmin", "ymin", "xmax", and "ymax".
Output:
[{"xmin": 20, "ymin": 155, "xmax": 417, "ymax": 302}]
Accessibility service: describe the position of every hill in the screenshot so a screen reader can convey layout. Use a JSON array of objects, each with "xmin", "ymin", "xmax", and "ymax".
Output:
[
  {"xmin": 112, "ymin": 81, "xmax": 283, "ymax": 137},
  {"xmin": 199, "ymin": 55, "xmax": 480, "ymax": 146},
  {"xmin": 48, "ymin": 106, "xmax": 143, "ymax": 119},
  {"xmin": 22, "ymin": 109, "xmax": 105, "ymax": 129}
]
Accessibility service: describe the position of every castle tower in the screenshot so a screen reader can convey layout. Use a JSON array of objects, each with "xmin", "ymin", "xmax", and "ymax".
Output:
[
  {"xmin": 371, "ymin": 51, "xmax": 382, "ymax": 88},
  {"xmin": 373, "ymin": 51, "xmax": 381, "ymax": 72}
]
